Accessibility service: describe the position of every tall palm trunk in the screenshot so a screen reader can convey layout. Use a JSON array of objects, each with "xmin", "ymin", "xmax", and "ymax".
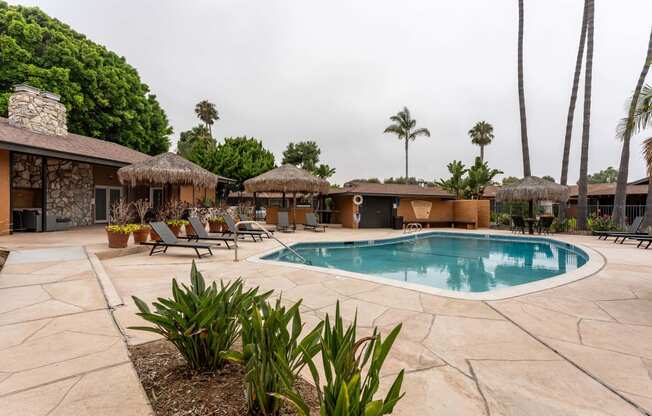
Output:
[
  {"xmin": 577, "ymin": 0, "xmax": 594, "ymax": 230},
  {"xmin": 613, "ymin": 27, "xmax": 652, "ymax": 228},
  {"xmin": 405, "ymin": 137, "xmax": 409, "ymax": 180},
  {"xmin": 560, "ymin": 1, "xmax": 588, "ymax": 222},
  {"xmin": 480, "ymin": 145, "xmax": 485, "ymax": 162},
  {"xmin": 517, "ymin": 0, "xmax": 531, "ymax": 177}
]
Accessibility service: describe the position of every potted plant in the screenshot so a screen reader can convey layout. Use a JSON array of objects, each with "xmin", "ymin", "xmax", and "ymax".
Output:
[
  {"xmin": 185, "ymin": 207, "xmax": 208, "ymax": 236},
  {"xmin": 106, "ymin": 199, "xmax": 133, "ymax": 248},
  {"xmin": 161, "ymin": 200, "xmax": 189, "ymax": 237},
  {"xmin": 166, "ymin": 219, "xmax": 189, "ymax": 236},
  {"xmin": 207, "ymin": 215, "xmax": 225, "ymax": 233},
  {"xmin": 131, "ymin": 199, "xmax": 151, "ymax": 244}
]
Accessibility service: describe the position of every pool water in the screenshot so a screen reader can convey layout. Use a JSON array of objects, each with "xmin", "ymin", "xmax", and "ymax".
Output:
[{"xmin": 262, "ymin": 233, "xmax": 588, "ymax": 293}]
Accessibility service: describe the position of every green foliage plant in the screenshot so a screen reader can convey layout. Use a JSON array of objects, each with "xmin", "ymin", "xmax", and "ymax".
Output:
[
  {"xmin": 130, "ymin": 261, "xmax": 271, "ymax": 372},
  {"xmin": 282, "ymin": 302, "xmax": 405, "ymax": 416},
  {"xmin": 436, "ymin": 160, "xmax": 468, "ymax": 199},
  {"xmin": 225, "ymin": 298, "xmax": 323, "ymax": 416}
]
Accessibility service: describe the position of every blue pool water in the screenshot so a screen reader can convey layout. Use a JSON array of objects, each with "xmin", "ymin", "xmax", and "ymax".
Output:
[{"xmin": 262, "ymin": 233, "xmax": 588, "ymax": 293}]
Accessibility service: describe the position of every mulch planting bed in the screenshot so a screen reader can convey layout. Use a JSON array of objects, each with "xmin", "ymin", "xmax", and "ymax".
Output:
[{"xmin": 129, "ymin": 340, "xmax": 319, "ymax": 416}]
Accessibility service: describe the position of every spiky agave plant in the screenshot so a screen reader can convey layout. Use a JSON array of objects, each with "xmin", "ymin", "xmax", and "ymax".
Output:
[
  {"xmin": 130, "ymin": 261, "xmax": 271, "ymax": 371},
  {"xmin": 282, "ymin": 301, "xmax": 405, "ymax": 416},
  {"xmin": 225, "ymin": 298, "xmax": 323, "ymax": 415}
]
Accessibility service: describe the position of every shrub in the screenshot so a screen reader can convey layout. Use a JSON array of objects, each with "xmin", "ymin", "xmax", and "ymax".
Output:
[
  {"xmin": 130, "ymin": 261, "xmax": 270, "ymax": 372},
  {"xmin": 587, "ymin": 214, "xmax": 618, "ymax": 232},
  {"xmin": 225, "ymin": 298, "xmax": 323, "ymax": 416},
  {"xmin": 283, "ymin": 302, "xmax": 405, "ymax": 416}
]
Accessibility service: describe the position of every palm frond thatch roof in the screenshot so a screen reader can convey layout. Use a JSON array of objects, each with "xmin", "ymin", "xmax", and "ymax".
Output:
[
  {"xmin": 244, "ymin": 164, "xmax": 330, "ymax": 194},
  {"xmin": 496, "ymin": 176, "xmax": 569, "ymax": 202},
  {"xmin": 117, "ymin": 152, "xmax": 230, "ymax": 188}
]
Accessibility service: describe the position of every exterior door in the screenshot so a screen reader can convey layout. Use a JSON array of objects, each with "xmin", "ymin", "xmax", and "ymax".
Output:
[
  {"xmin": 150, "ymin": 187, "xmax": 163, "ymax": 211},
  {"xmin": 358, "ymin": 196, "xmax": 393, "ymax": 228},
  {"xmin": 94, "ymin": 187, "xmax": 123, "ymax": 223}
]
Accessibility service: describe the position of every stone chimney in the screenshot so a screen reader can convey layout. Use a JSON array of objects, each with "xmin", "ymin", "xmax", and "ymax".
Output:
[{"xmin": 8, "ymin": 84, "xmax": 67, "ymax": 136}]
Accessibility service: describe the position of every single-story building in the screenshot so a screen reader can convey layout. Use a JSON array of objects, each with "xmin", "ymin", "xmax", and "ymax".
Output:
[
  {"xmin": 329, "ymin": 182, "xmax": 490, "ymax": 229},
  {"xmin": 0, "ymin": 85, "xmax": 229, "ymax": 235}
]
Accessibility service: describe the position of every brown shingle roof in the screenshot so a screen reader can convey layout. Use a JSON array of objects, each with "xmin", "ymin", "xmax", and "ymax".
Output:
[
  {"xmin": 329, "ymin": 182, "xmax": 453, "ymax": 198},
  {"xmin": 0, "ymin": 116, "xmax": 150, "ymax": 166}
]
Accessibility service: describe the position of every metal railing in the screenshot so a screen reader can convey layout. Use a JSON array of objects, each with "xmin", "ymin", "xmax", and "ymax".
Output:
[
  {"xmin": 233, "ymin": 220, "xmax": 310, "ymax": 265},
  {"xmin": 493, "ymin": 203, "xmax": 647, "ymax": 225}
]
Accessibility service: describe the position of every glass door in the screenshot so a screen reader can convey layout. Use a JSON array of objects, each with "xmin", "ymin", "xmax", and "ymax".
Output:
[{"xmin": 94, "ymin": 187, "xmax": 123, "ymax": 223}]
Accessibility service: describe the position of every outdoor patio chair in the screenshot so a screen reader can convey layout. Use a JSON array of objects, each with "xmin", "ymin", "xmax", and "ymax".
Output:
[
  {"xmin": 141, "ymin": 222, "xmax": 213, "ymax": 258},
  {"xmin": 239, "ymin": 213, "xmax": 275, "ymax": 237},
  {"xmin": 185, "ymin": 217, "xmax": 236, "ymax": 249},
  {"xmin": 511, "ymin": 215, "xmax": 526, "ymax": 234},
  {"xmin": 635, "ymin": 235, "xmax": 652, "ymax": 249},
  {"xmin": 537, "ymin": 216, "xmax": 554, "ymax": 234},
  {"xmin": 594, "ymin": 216, "xmax": 643, "ymax": 241},
  {"xmin": 304, "ymin": 212, "xmax": 325, "ymax": 232},
  {"xmin": 222, "ymin": 214, "xmax": 269, "ymax": 241},
  {"xmin": 277, "ymin": 211, "xmax": 295, "ymax": 233}
]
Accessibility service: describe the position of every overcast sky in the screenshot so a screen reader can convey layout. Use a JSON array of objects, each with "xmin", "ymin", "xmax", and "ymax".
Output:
[{"xmin": 11, "ymin": 0, "xmax": 652, "ymax": 184}]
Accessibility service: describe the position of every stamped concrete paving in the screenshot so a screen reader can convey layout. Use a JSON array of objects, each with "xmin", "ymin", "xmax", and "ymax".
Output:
[
  {"xmin": 0, "ymin": 241, "xmax": 151, "ymax": 416},
  {"xmin": 2, "ymin": 226, "xmax": 651, "ymax": 415}
]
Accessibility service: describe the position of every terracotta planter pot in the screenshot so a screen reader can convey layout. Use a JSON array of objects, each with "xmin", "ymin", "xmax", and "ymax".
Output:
[
  {"xmin": 106, "ymin": 230, "xmax": 130, "ymax": 249},
  {"xmin": 150, "ymin": 229, "xmax": 161, "ymax": 241},
  {"xmin": 132, "ymin": 227, "xmax": 150, "ymax": 244},
  {"xmin": 168, "ymin": 224, "xmax": 182, "ymax": 237},
  {"xmin": 208, "ymin": 221, "xmax": 225, "ymax": 233}
]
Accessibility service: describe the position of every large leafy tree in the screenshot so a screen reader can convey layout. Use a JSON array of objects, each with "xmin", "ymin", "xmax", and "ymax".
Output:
[
  {"xmin": 587, "ymin": 167, "xmax": 618, "ymax": 184},
  {"xmin": 383, "ymin": 107, "xmax": 430, "ymax": 179},
  {"xmin": 577, "ymin": 0, "xmax": 595, "ymax": 230},
  {"xmin": 208, "ymin": 137, "xmax": 275, "ymax": 187},
  {"xmin": 282, "ymin": 141, "xmax": 321, "ymax": 172},
  {"xmin": 313, "ymin": 164, "xmax": 336, "ymax": 179},
  {"xmin": 194, "ymin": 100, "xmax": 219, "ymax": 137},
  {"xmin": 613, "ymin": 26, "xmax": 652, "ymax": 228},
  {"xmin": 436, "ymin": 160, "xmax": 468, "ymax": 199},
  {"xmin": 176, "ymin": 125, "xmax": 214, "ymax": 160},
  {"xmin": 468, "ymin": 121, "xmax": 494, "ymax": 162},
  {"xmin": 517, "ymin": 0, "xmax": 531, "ymax": 177},
  {"xmin": 0, "ymin": 2, "xmax": 172, "ymax": 155}
]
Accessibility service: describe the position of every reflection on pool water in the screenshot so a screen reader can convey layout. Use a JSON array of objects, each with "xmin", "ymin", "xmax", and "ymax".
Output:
[{"xmin": 262, "ymin": 233, "xmax": 588, "ymax": 293}]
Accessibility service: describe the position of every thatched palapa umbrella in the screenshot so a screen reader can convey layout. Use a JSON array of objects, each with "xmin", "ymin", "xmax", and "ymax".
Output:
[
  {"xmin": 244, "ymin": 164, "xmax": 330, "ymax": 225},
  {"xmin": 118, "ymin": 152, "xmax": 231, "ymax": 202},
  {"xmin": 496, "ymin": 176, "xmax": 569, "ymax": 231}
]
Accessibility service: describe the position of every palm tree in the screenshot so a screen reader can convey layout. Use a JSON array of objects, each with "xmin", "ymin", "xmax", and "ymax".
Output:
[
  {"xmin": 613, "ymin": 27, "xmax": 652, "ymax": 228},
  {"xmin": 383, "ymin": 107, "xmax": 431, "ymax": 179},
  {"xmin": 194, "ymin": 100, "xmax": 219, "ymax": 137},
  {"xmin": 313, "ymin": 164, "xmax": 336, "ymax": 179},
  {"xmin": 468, "ymin": 121, "xmax": 494, "ymax": 162},
  {"xmin": 517, "ymin": 0, "xmax": 531, "ymax": 177},
  {"xmin": 561, "ymin": 1, "xmax": 588, "ymax": 187},
  {"xmin": 576, "ymin": 0, "xmax": 594, "ymax": 230}
]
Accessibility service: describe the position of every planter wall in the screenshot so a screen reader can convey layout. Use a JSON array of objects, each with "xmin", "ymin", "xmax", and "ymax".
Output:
[{"xmin": 208, "ymin": 221, "xmax": 225, "ymax": 233}]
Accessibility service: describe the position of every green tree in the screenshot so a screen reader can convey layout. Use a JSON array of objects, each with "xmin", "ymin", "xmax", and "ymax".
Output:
[
  {"xmin": 587, "ymin": 167, "xmax": 619, "ymax": 184},
  {"xmin": 194, "ymin": 100, "xmax": 219, "ymax": 137},
  {"xmin": 436, "ymin": 160, "xmax": 468, "ymax": 199},
  {"xmin": 577, "ymin": 0, "xmax": 595, "ymax": 230},
  {"xmin": 282, "ymin": 141, "xmax": 321, "ymax": 172},
  {"xmin": 0, "ymin": 2, "xmax": 172, "ymax": 155},
  {"xmin": 176, "ymin": 125, "xmax": 214, "ymax": 160},
  {"xmin": 542, "ymin": 175, "xmax": 556, "ymax": 183},
  {"xmin": 384, "ymin": 177, "xmax": 430, "ymax": 185},
  {"xmin": 465, "ymin": 157, "xmax": 503, "ymax": 199},
  {"xmin": 383, "ymin": 107, "xmax": 431, "ymax": 179},
  {"xmin": 502, "ymin": 176, "xmax": 520, "ymax": 186},
  {"xmin": 313, "ymin": 164, "xmax": 336, "ymax": 179},
  {"xmin": 517, "ymin": 0, "xmax": 531, "ymax": 176},
  {"xmin": 208, "ymin": 137, "xmax": 275, "ymax": 187},
  {"xmin": 613, "ymin": 26, "xmax": 652, "ymax": 228},
  {"xmin": 468, "ymin": 121, "xmax": 494, "ymax": 162}
]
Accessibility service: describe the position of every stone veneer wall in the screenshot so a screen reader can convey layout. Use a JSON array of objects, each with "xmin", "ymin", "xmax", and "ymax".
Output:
[
  {"xmin": 46, "ymin": 159, "xmax": 93, "ymax": 227},
  {"xmin": 8, "ymin": 86, "xmax": 68, "ymax": 136},
  {"xmin": 11, "ymin": 154, "xmax": 42, "ymax": 188}
]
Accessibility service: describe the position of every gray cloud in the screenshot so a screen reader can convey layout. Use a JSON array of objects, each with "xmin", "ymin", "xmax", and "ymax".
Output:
[{"xmin": 12, "ymin": 0, "xmax": 652, "ymax": 184}]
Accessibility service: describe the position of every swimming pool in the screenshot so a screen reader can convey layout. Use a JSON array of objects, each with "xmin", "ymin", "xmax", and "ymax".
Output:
[{"xmin": 261, "ymin": 232, "xmax": 590, "ymax": 295}]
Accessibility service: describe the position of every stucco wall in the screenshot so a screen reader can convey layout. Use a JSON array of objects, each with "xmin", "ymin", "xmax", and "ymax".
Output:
[
  {"xmin": 397, "ymin": 197, "xmax": 454, "ymax": 223},
  {"xmin": 332, "ymin": 196, "xmax": 356, "ymax": 228},
  {"xmin": 0, "ymin": 150, "xmax": 10, "ymax": 235},
  {"xmin": 180, "ymin": 185, "xmax": 213, "ymax": 205}
]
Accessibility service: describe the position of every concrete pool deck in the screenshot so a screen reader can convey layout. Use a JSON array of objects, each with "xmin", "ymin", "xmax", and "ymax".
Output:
[{"xmin": 1, "ymin": 226, "xmax": 651, "ymax": 415}]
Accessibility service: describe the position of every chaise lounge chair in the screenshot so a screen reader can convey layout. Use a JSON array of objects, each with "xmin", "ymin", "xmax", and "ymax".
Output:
[
  {"xmin": 186, "ymin": 217, "xmax": 236, "ymax": 249},
  {"xmin": 595, "ymin": 217, "xmax": 645, "ymax": 243},
  {"xmin": 635, "ymin": 235, "xmax": 652, "ymax": 249},
  {"xmin": 222, "ymin": 214, "xmax": 269, "ymax": 241},
  {"xmin": 141, "ymin": 222, "xmax": 213, "ymax": 258},
  {"xmin": 304, "ymin": 212, "xmax": 325, "ymax": 232},
  {"xmin": 239, "ymin": 213, "xmax": 275, "ymax": 237},
  {"xmin": 277, "ymin": 211, "xmax": 295, "ymax": 233}
]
